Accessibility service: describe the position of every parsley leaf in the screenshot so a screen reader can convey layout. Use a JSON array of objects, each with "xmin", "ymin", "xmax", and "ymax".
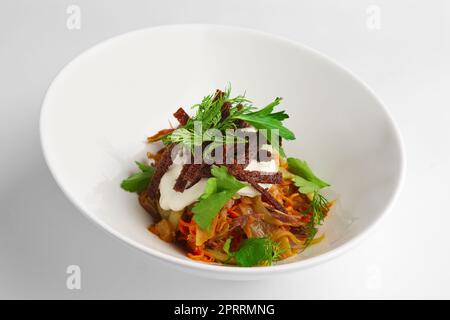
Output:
[
  {"xmin": 200, "ymin": 177, "xmax": 218, "ymax": 199},
  {"xmin": 193, "ymin": 191, "xmax": 234, "ymax": 229},
  {"xmin": 192, "ymin": 166, "xmax": 246, "ymax": 230},
  {"xmin": 287, "ymin": 157, "xmax": 330, "ymax": 189},
  {"xmin": 135, "ymin": 161, "xmax": 154, "ymax": 173},
  {"xmin": 232, "ymin": 97, "xmax": 294, "ymax": 158},
  {"xmin": 292, "ymin": 175, "xmax": 321, "ymax": 194},
  {"xmin": 120, "ymin": 161, "xmax": 155, "ymax": 193},
  {"xmin": 235, "ymin": 238, "xmax": 269, "ymax": 267},
  {"xmin": 210, "ymin": 165, "xmax": 246, "ymax": 190},
  {"xmin": 228, "ymin": 237, "xmax": 282, "ymax": 267},
  {"xmin": 234, "ymin": 97, "xmax": 295, "ymax": 141}
]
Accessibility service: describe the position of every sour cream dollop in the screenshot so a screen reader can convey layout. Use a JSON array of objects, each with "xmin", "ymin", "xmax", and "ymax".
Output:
[
  {"xmin": 236, "ymin": 157, "xmax": 278, "ymax": 197},
  {"xmin": 158, "ymin": 146, "xmax": 279, "ymax": 211},
  {"xmin": 159, "ymin": 162, "xmax": 209, "ymax": 211}
]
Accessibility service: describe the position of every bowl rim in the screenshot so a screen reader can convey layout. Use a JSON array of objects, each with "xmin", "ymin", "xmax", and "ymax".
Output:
[{"xmin": 40, "ymin": 24, "xmax": 406, "ymax": 277}]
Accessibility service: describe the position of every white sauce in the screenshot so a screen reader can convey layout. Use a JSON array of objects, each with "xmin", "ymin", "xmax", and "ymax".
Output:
[
  {"xmin": 237, "ymin": 157, "xmax": 278, "ymax": 197},
  {"xmin": 158, "ymin": 143, "xmax": 278, "ymax": 211},
  {"xmin": 159, "ymin": 162, "xmax": 208, "ymax": 211}
]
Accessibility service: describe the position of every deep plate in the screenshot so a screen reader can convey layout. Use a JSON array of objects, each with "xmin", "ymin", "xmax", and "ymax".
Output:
[{"xmin": 40, "ymin": 25, "xmax": 404, "ymax": 280}]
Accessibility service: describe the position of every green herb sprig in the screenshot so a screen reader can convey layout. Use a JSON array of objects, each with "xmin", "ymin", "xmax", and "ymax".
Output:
[
  {"xmin": 192, "ymin": 165, "xmax": 246, "ymax": 230},
  {"xmin": 154, "ymin": 85, "xmax": 295, "ymax": 157},
  {"xmin": 287, "ymin": 158, "xmax": 330, "ymax": 189},
  {"xmin": 287, "ymin": 157, "xmax": 330, "ymax": 246},
  {"xmin": 223, "ymin": 237, "xmax": 283, "ymax": 267},
  {"xmin": 304, "ymin": 193, "xmax": 329, "ymax": 246},
  {"xmin": 120, "ymin": 161, "xmax": 156, "ymax": 193}
]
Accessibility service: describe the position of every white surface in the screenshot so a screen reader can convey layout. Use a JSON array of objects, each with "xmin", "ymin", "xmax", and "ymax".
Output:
[
  {"xmin": 0, "ymin": 0, "xmax": 449, "ymax": 298},
  {"xmin": 40, "ymin": 25, "xmax": 403, "ymax": 279}
]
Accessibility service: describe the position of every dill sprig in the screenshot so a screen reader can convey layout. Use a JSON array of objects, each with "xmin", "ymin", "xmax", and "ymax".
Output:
[
  {"xmin": 286, "ymin": 157, "xmax": 330, "ymax": 247},
  {"xmin": 304, "ymin": 192, "xmax": 329, "ymax": 247}
]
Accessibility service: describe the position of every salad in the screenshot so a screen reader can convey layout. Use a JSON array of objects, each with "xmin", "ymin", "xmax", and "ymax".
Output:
[{"xmin": 121, "ymin": 86, "xmax": 331, "ymax": 267}]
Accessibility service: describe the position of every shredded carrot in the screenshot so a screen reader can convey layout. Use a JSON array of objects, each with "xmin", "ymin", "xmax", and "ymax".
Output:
[
  {"xmin": 178, "ymin": 219, "xmax": 191, "ymax": 235},
  {"xmin": 203, "ymin": 250, "xmax": 215, "ymax": 261},
  {"xmin": 188, "ymin": 220, "xmax": 197, "ymax": 234},
  {"xmin": 279, "ymin": 159, "xmax": 288, "ymax": 169},
  {"xmin": 245, "ymin": 216, "xmax": 255, "ymax": 238},
  {"xmin": 289, "ymin": 193, "xmax": 300, "ymax": 201},
  {"xmin": 148, "ymin": 224, "xmax": 157, "ymax": 234},
  {"xmin": 301, "ymin": 215, "xmax": 311, "ymax": 223},
  {"xmin": 286, "ymin": 206, "xmax": 300, "ymax": 216},
  {"xmin": 227, "ymin": 209, "xmax": 240, "ymax": 218},
  {"xmin": 281, "ymin": 194, "xmax": 294, "ymax": 205},
  {"xmin": 181, "ymin": 177, "xmax": 327, "ymax": 264},
  {"xmin": 147, "ymin": 128, "xmax": 175, "ymax": 142},
  {"xmin": 187, "ymin": 246, "xmax": 215, "ymax": 262}
]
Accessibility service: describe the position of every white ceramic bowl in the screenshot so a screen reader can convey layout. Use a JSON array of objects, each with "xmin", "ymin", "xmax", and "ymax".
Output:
[{"xmin": 40, "ymin": 25, "xmax": 404, "ymax": 280}]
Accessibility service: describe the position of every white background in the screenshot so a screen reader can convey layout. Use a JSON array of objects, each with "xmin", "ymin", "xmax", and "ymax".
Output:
[{"xmin": 1, "ymin": 0, "xmax": 449, "ymax": 299}]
